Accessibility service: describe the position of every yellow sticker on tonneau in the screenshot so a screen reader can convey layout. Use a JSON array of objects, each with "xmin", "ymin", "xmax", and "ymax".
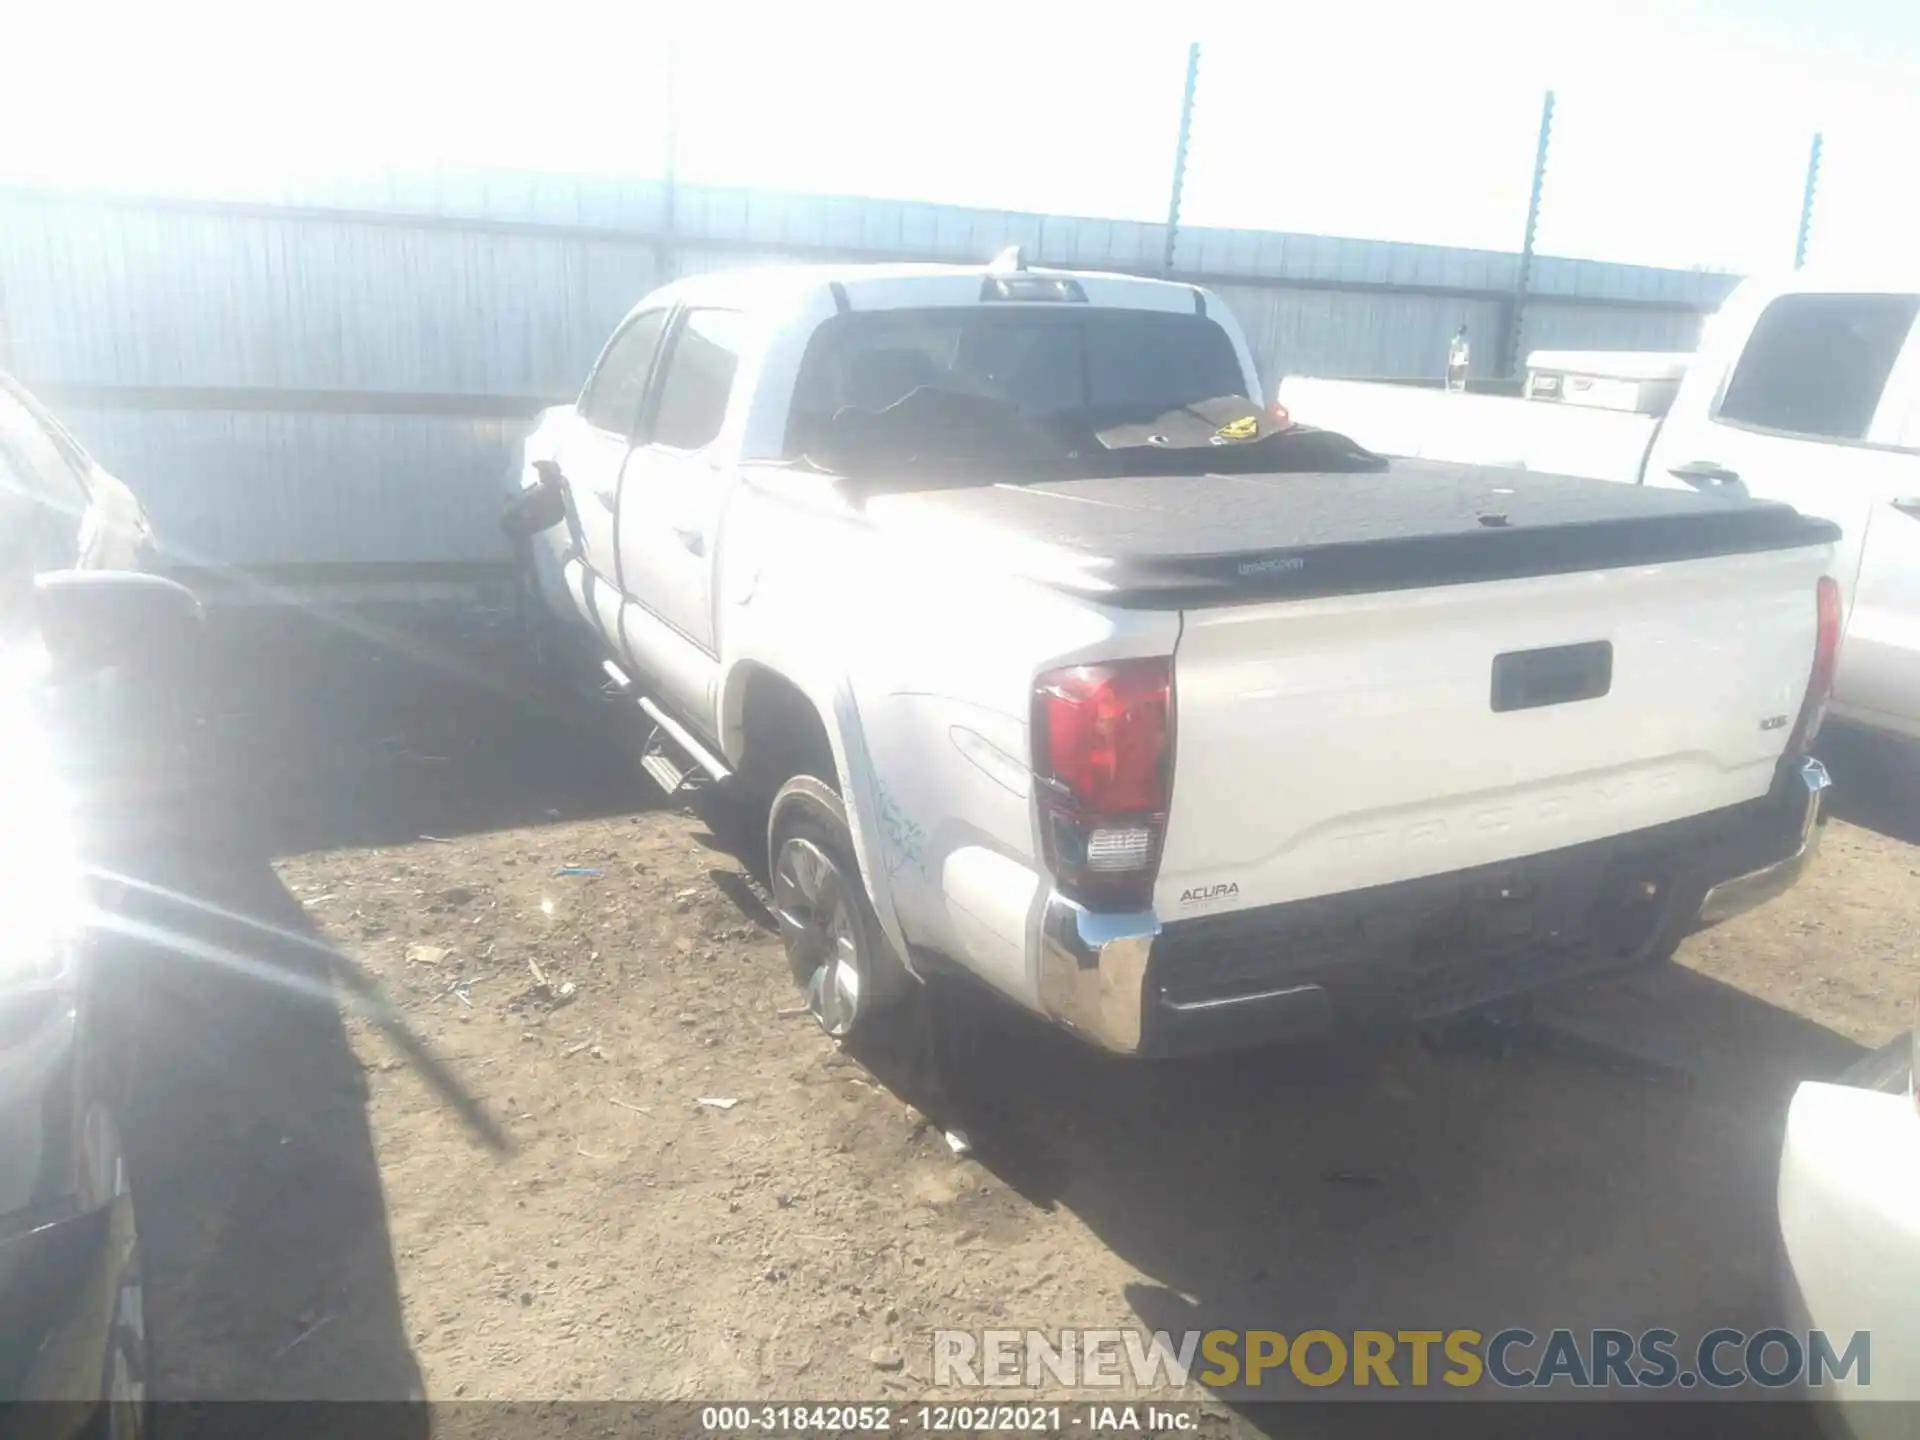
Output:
[{"xmin": 1214, "ymin": 414, "xmax": 1261, "ymax": 442}]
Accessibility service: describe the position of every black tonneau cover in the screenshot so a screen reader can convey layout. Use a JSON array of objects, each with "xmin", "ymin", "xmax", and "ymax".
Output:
[{"xmin": 862, "ymin": 461, "xmax": 1840, "ymax": 608}]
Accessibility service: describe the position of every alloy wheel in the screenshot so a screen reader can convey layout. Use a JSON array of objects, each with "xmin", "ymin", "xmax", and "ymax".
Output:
[{"xmin": 771, "ymin": 835, "xmax": 865, "ymax": 1036}]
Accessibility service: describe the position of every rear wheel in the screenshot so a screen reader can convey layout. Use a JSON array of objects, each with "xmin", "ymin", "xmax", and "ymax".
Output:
[{"xmin": 767, "ymin": 775, "xmax": 911, "ymax": 1038}]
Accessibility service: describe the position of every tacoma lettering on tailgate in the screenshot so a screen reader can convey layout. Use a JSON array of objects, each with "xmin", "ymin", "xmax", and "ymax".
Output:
[{"xmin": 1323, "ymin": 767, "xmax": 1685, "ymax": 866}]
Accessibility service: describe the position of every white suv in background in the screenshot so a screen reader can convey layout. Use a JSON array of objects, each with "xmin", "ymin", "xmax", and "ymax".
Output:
[{"xmin": 1642, "ymin": 274, "xmax": 1920, "ymax": 745}]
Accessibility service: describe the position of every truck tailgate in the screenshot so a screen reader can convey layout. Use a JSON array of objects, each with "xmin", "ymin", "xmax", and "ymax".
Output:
[{"xmin": 1158, "ymin": 544, "xmax": 1831, "ymax": 917}]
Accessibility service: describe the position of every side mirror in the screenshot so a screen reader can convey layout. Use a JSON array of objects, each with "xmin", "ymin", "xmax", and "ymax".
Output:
[
  {"xmin": 34, "ymin": 570, "xmax": 204, "ymax": 674},
  {"xmin": 502, "ymin": 460, "xmax": 567, "ymax": 540}
]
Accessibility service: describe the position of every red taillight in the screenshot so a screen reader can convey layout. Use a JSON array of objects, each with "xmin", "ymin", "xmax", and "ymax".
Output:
[
  {"xmin": 1268, "ymin": 401, "xmax": 1293, "ymax": 430},
  {"xmin": 1032, "ymin": 659, "xmax": 1173, "ymax": 910},
  {"xmin": 1791, "ymin": 576, "xmax": 1844, "ymax": 753},
  {"xmin": 1039, "ymin": 664, "xmax": 1170, "ymax": 811}
]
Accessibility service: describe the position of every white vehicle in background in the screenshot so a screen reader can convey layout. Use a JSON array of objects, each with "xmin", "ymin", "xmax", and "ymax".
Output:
[
  {"xmin": 1778, "ymin": 1007, "xmax": 1920, "ymax": 1433},
  {"xmin": 1278, "ymin": 351, "xmax": 1683, "ymax": 484},
  {"xmin": 502, "ymin": 255, "xmax": 1841, "ymax": 1055},
  {"xmin": 1281, "ymin": 272, "xmax": 1920, "ymax": 746}
]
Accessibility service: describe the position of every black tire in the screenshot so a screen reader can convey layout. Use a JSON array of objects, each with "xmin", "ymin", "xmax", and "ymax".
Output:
[{"xmin": 766, "ymin": 775, "xmax": 913, "ymax": 1037}]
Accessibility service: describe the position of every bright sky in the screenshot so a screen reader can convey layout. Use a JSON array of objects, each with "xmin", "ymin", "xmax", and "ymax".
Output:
[{"xmin": 4, "ymin": 0, "xmax": 1915, "ymax": 276}]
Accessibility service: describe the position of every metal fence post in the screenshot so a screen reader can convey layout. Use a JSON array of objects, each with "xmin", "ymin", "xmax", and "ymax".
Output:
[
  {"xmin": 1794, "ymin": 132, "xmax": 1823, "ymax": 270},
  {"xmin": 1505, "ymin": 89, "xmax": 1555, "ymax": 377},
  {"xmin": 659, "ymin": 37, "xmax": 680, "ymax": 284},
  {"xmin": 1162, "ymin": 42, "xmax": 1200, "ymax": 276}
]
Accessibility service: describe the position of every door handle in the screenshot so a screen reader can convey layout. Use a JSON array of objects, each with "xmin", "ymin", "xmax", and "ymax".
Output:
[
  {"xmin": 1674, "ymin": 464, "xmax": 1751, "ymax": 495},
  {"xmin": 672, "ymin": 525, "xmax": 705, "ymax": 557},
  {"xmin": 1892, "ymin": 497, "xmax": 1920, "ymax": 520},
  {"xmin": 1668, "ymin": 460, "xmax": 1746, "ymax": 498}
]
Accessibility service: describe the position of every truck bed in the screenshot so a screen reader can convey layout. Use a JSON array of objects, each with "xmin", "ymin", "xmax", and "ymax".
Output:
[{"xmin": 864, "ymin": 461, "xmax": 1838, "ymax": 607}]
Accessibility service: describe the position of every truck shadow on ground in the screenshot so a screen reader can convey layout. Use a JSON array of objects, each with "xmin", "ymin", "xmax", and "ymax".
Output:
[
  {"xmin": 1820, "ymin": 726, "xmax": 1920, "ymax": 846},
  {"xmin": 191, "ymin": 610, "xmax": 657, "ymax": 858},
  {"xmin": 101, "ymin": 618, "xmax": 625, "ymax": 1425},
  {"xmin": 101, "ymin": 852, "xmax": 431, "ymax": 1430},
  {"xmin": 857, "ymin": 966, "xmax": 1858, "ymax": 1439}
]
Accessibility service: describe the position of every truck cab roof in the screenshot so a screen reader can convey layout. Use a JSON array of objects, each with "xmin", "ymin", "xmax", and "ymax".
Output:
[{"xmin": 626, "ymin": 260, "xmax": 1215, "ymax": 326}]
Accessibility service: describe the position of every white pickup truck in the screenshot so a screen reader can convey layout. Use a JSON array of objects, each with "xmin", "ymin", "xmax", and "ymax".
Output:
[
  {"xmin": 503, "ymin": 256, "xmax": 1841, "ymax": 1056},
  {"xmin": 1282, "ymin": 272, "xmax": 1920, "ymax": 744}
]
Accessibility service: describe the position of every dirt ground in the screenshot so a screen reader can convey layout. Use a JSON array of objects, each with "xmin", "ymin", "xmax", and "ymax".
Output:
[{"xmin": 113, "ymin": 615, "xmax": 1920, "ymax": 1434}]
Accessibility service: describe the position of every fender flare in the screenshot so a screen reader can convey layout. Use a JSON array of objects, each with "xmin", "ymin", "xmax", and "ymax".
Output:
[
  {"xmin": 721, "ymin": 662, "xmax": 916, "ymax": 976},
  {"xmin": 820, "ymin": 681, "xmax": 917, "ymax": 974}
]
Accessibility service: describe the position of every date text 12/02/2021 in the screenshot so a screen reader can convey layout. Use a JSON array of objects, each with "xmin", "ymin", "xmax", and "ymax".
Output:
[{"xmin": 698, "ymin": 1406, "xmax": 1193, "ymax": 1432}]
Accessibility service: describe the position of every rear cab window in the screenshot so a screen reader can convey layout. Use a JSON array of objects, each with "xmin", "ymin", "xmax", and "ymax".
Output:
[
  {"xmin": 784, "ymin": 306, "xmax": 1247, "ymax": 459},
  {"xmin": 1715, "ymin": 293, "xmax": 1920, "ymax": 443}
]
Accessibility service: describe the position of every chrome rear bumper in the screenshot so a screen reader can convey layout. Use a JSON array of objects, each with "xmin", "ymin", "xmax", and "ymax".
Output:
[
  {"xmin": 1038, "ymin": 756, "xmax": 1833, "ymax": 1058},
  {"xmin": 1037, "ymin": 900, "xmax": 1158, "ymax": 1054},
  {"xmin": 1695, "ymin": 757, "xmax": 1831, "ymax": 927}
]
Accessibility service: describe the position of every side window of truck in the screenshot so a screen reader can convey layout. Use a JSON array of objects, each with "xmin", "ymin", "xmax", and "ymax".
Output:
[
  {"xmin": 1715, "ymin": 293, "xmax": 1920, "ymax": 443},
  {"xmin": 579, "ymin": 310, "xmax": 668, "ymax": 435},
  {"xmin": 647, "ymin": 309, "xmax": 749, "ymax": 454}
]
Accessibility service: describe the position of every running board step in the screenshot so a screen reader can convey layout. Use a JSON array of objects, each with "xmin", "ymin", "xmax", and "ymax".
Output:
[
  {"xmin": 601, "ymin": 659, "xmax": 635, "ymax": 696},
  {"xmin": 635, "ymin": 694, "xmax": 732, "ymax": 801},
  {"xmin": 640, "ymin": 749, "xmax": 692, "ymax": 797},
  {"xmin": 636, "ymin": 697, "xmax": 731, "ymax": 782}
]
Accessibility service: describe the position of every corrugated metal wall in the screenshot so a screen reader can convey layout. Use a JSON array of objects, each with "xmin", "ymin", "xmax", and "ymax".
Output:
[
  {"xmin": 53, "ymin": 409, "xmax": 524, "ymax": 568},
  {"xmin": 0, "ymin": 176, "xmax": 1740, "ymax": 579},
  {"xmin": 0, "ymin": 201, "xmax": 661, "ymax": 395}
]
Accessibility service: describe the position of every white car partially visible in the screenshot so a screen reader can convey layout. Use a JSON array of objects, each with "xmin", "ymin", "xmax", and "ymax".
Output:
[
  {"xmin": 1779, "ymin": 1005, "xmax": 1920, "ymax": 1433},
  {"xmin": 1282, "ymin": 272, "xmax": 1920, "ymax": 747}
]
